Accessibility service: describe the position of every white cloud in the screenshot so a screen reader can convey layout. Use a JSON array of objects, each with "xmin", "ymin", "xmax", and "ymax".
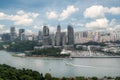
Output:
[
  {"xmin": 114, "ymin": 25, "xmax": 120, "ymax": 30},
  {"xmin": 109, "ymin": 19, "xmax": 117, "ymax": 27},
  {"xmin": 84, "ymin": 5, "xmax": 120, "ymax": 19},
  {"xmin": 62, "ymin": 29, "xmax": 67, "ymax": 32},
  {"xmin": 46, "ymin": 5, "xmax": 79, "ymax": 20},
  {"xmin": 84, "ymin": 5, "xmax": 108, "ymax": 19},
  {"xmin": 71, "ymin": 22, "xmax": 84, "ymax": 27},
  {"xmin": 33, "ymin": 25, "xmax": 43, "ymax": 30},
  {"xmin": 109, "ymin": 7, "xmax": 120, "ymax": 15},
  {"xmin": 0, "ymin": 24, "xmax": 4, "ymax": 29},
  {"xmin": 46, "ymin": 11, "xmax": 58, "ymax": 19},
  {"xmin": 59, "ymin": 5, "xmax": 79, "ymax": 20},
  {"xmin": 86, "ymin": 18, "xmax": 109, "ymax": 28},
  {"xmin": 17, "ymin": 10, "xmax": 25, "ymax": 14},
  {"xmin": 25, "ymin": 29, "xmax": 33, "ymax": 35},
  {"xmin": 0, "ymin": 12, "xmax": 5, "ymax": 18},
  {"xmin": 47, "ymin": 25, "xmax": 56, "ymax": 33},
  {"xmin": 2, "ymin": 29, "xmax": 10, "ymax": 33},
  {"xmin": 0, "ymin": 10, "xmax": 39, "ymax": 26}
]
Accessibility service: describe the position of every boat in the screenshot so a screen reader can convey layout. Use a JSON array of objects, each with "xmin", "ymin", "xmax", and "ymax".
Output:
[
  {"xmin": 65, "ymin": 62, "xmax": 74, "ymax": 66},
  {"xmin": 60, "ymin": 49, "xmax": 71, "ymax": 54}
]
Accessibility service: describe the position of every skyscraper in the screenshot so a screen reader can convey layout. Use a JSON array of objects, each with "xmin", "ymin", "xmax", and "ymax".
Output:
[
  {"xmin": 61, "ymin": 32, "xmax": 67, "ymax": 46},
  {"xmin": 38, "ymin": 30, "xmax": 42, "ymax": 41},
  {"xmin": 1, "ymin": 33, "xmax": 11, "ymax": 41},
  {"xmin": 43, "ymin": 26, "xmax": 50, "ymax": 46},
  {"xmin": 43, "ymin": 26, "xmax": 49, "ymax": 36},
  {"xmin": 19, "ymin": 29, "xmax": 25, "ymax": 40},
  {"xmin": 55, "ymin": 24, "xmax": 61, "ymax": 46},
  {"xmin": 67, "ymin": 25, "xmax": 74, "ymax": 45},
  {"xmin": 10, "ymin": 26, "xmax": 16, "ymax": 41}
]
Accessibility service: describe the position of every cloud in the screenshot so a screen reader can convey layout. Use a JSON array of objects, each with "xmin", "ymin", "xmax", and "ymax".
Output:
[
  {"xmin": 25, "ymin": 29, "xmax": 33, "ymax": 35},
  {"xmin": 0, "ymin": 12, "xmax": 6, "ymax": 19},
  {"xmin": 59, "ymin": 5, "xmax": 79, "ymax": 20},
  {"xmin": 71, "ymin": 22, "xmax": 84, "ymax": 27},
  {"xmin": 47, "ymin": 25, "xmax": 56, "ymax": 33},
  {"xmin": 1, "ymin": 29, "xmax": 10, "ymax": 33},
  {"xmin": 0, "ymin": 24, "xmax": 4, "ymax": 29},
  {"xmin": 109, "ymin": 7, "xmax": 120, "ymax": 15},
  {"xmin": 62, "ymin": 28, "xmax": 67, "ymax": 32},
  {"xmin": 46, "ymin": 5, "xmax": 79, "ymax": 20},
  {"xmin": 0, "ymin": 10, "xmax": 39, "ymax": 26},
  {"xmin": 86, "ymin": 18, "xmax": 109, "ymax": 28},
  {"xmin": 114, "ymin": 25, "xmax": 120, "ymax": 30},
  {"xmin": 109, "ymin": 19, "xmax": 117, "ymax": 27},
  {"xmin": 84, "ymin": 5, "xmax": 120, "ymax": 19},
  {"xmin": 85, "ymin": 18, "xmax": 120, "ymax": 31},
  {"xmin": 46, "ymin": 11, "xmax": 58, "ymax": 19},
  {"xmin": 84, "ymin": 5, "xmax": 108, "ymax": 19}
]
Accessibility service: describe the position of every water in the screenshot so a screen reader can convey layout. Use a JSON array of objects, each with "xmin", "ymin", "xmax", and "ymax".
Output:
[{"xmin": 0, "ymin": 50, "xmax": 120, "ymax": 78}]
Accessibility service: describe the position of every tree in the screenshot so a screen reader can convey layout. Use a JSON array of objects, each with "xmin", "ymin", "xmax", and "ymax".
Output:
[
  {"xmin": 92, "ymin": 77, "xmax": 98, "ymax": 80},
  {"xmin": 45, "ymin": 73, "xmax": 52, "ymax": 80},
  {"xmin": 115, "ymin": 77, "xmax": 120, "ymax": 80},
  {"xmin": 20, "ymin": 75, "xmax": 35, "ymax": 80},
  {"xmin": 0, "ymin": 77, "xmax": 3, "ymax": 80}
]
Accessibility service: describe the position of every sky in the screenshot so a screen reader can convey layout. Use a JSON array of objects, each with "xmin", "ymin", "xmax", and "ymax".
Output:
[{"xmin": 0, "ymin": 0, "xmax": 120, "ymax": 34}]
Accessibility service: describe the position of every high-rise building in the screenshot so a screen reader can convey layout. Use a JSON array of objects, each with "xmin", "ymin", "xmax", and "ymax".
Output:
[
  {"xmin": 67, "ymin": 25, "xmax": 74, "ymax": 45},
  {"xmin": 1, "ymin": 33, "xmax": 11, "ymax": 41},
  {"xmin": 50, "ymin": 34, "xmax": 55, "ymax": 46},
  {"xmin": 19, "ymin": 29, "xmax": 25, "ymax": 40},
  {"xmin": 55, "ymin": 24, "xmax": 61, "ymax": 46},
  {"xmin": 61, "ymin": 32, "xmax": 67, "ymax": 46},
  {"xmin": 10, "ymin": 26, "xmax": 16, "ymax": 41},
  {"xmin": 43, "ymin": 26, "xmax": 49, "ymax": 36},
  {"xmin": 38, "ymin": 30, "xmax": 42, "ymax": 41},
  {"xmin": 43, "ymin": 26, "xmax": 50, "ymax": 46}
]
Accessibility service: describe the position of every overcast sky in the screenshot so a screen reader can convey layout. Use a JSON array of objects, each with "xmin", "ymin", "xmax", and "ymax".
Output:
[{"xmin": 0, "ymin": 0, "xmax": 120, "ymax": 34}]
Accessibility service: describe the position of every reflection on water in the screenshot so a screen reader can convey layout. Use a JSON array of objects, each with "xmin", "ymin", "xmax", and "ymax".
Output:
[{"xmin": 0, "ymin": 50, "xmax": 120, "ymax": 78}]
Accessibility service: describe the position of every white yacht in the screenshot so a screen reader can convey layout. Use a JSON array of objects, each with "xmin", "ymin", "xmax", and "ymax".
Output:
[{"xmin": 60, "ymin": 49, "xmax": 71, "ymax": 54}]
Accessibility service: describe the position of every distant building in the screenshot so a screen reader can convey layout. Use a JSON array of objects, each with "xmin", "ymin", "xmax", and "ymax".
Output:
[
  {"xmin": 38, "ymin": 30, "xmax": 42, "ymax": 41},
  {"xmin": 50, "ymin": 34, "xmax": 55, "ymax": 46},
  {"xmin": 10, "ymin": 26, "xmax": 17, "ymax": 41},
  {"xmin": 26, "ymin": 35, "xmax": 34, "ymax": 41},
  {"xmin": 43, "ymin": 26, "xmax": 50, "ymax": 46},
  {"xmin": 67, "ymin": 25, "xmax": 74, "ymax": 45},
  {"xmin": 43, "ymin": 26, "xmax": 49, "ymax": 36},
  {"xmin": 19, "ymin": 29, "xmax": 25, "ymax": 40},
  {"xmin": 1, "ymin": 33, "xmax": 11, "ymax": 41},
  {"xmin": 61, "ymin": 32, "xmax": 67, "ymax": 46},
  {"xmin": 55, "ymin": 24, "xmax": 61, "ymax": 46}
]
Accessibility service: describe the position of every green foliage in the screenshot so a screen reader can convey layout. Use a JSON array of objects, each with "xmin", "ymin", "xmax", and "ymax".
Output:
[
  {"xmin": 61, "ymin": 77, "xmax": 67, "ymax": 80},
  {"xmin": 92, "ymin": 77, "xmax": 98, "ymax": 80},
  {"xmin": 0, "ymin": 64, "xmax": 42, "ymax": 80},
  {"xmin": 33, "ymin": 47, "xmax": 61, "ymax": 55},
  {"xmin": 29, "ymin": 47, "xmax": 70, "ymax": 57},
  {"xmin": 115, "ymin": 77, "xmax": 120, "ymax": 80},
  {"xmin": 82, "ymin": 41, "xmax": 106, "ymax": 46},
  {"xmin": 20, "ymin": 75, "xmax": 34, "ymax": 80},
  {"xmin": 7, "ymin": 41, "xmax": 38, "ymax": 52},
  {"xmin": 45, "ymin": 73, "xmax": 52, "ymax": 80},
  {"xmin": 76, "ymin": 76, "xmax": 85, "ymax": 80},
  {"xmin": 0, "ymin": 42, "xmax": 4, "ymax": 50},
  {"xmin": 0, "ymin": 77, "xmax": 3, "ymax": 80},
  {"xmin": 0, "ymin": 64, "xmax": 119, "ymax": 80}
]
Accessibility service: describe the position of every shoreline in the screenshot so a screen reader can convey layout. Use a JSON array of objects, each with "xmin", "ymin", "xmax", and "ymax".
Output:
[
  {"xmin": 2, "ymin": 50, "xmax": 119, "ymax": 58},
  {"xmin": 14, "ymin": 54, "xmax": 120, "ymax": 58},
  {"xmin": 71, "ymin": 56, "xmax": 120, "ymax": 58}
]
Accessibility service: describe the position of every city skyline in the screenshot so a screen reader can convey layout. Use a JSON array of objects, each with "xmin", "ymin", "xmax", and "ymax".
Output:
[{"xmin": 0, "ymin": 0, "xmax": 120, "ymax": 34}]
